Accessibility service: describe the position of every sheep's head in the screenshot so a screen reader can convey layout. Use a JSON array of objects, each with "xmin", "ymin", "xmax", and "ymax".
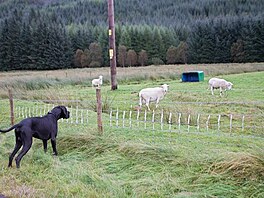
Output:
[
  {"xmin": 161, "ymin": 84, "xmax": 169, "ymax": 92},
  {"xmin": 227, "ymin": 82, "xmax": 233, "ymax": 90},
  {"xmin": 99, "ymin": 75, "xmax": 103, "ymax": 80}
]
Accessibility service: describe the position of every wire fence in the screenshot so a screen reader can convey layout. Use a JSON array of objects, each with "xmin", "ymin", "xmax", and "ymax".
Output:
[
  {"xmin": 0, "ymin": 99, "xmax": 261, "ymax": 140},
  {"xmin": 109, "ymin": 108, "xmax": 264, "ymax": 139},
  {"xmin": 1, "ymin": 84, "xmax": 264, "ymax": 145},
  {"xmin": 110, "ymin": 109, "xmax": 255, "ymax": 131}
]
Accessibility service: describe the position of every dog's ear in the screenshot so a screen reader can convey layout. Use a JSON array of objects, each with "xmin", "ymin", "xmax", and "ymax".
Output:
[{"xmin": 60, "ymin": 106, "xmax": 67, "ymax": 116}]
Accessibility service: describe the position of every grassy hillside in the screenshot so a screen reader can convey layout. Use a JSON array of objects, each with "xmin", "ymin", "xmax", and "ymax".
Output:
[
  {"xmin": 0, "ymin": 65, "xmax": 263, "ymax": 197},
  {"xmin": 0, "ymin": 114, "xmax": 263, "ymax": 197}
]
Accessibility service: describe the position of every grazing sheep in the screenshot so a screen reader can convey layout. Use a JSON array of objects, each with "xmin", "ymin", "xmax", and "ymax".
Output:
[
  {"xmin": 92, "ymin": 75, "xmax": 103, "ymax": 88},
  {"xmin": 208, "ymin": 77, "xmax": 233, "ymax": 96},
  {"xmin": 139, "ymin": 84, "xmax": 169, "ymax": 111}
]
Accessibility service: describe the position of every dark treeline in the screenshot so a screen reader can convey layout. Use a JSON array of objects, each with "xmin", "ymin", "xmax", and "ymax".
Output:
[{"xmin": 0, "ymin": 0, "xmax": 264, "ymax": 71}]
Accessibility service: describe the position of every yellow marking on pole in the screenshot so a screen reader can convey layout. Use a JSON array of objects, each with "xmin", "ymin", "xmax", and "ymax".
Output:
[{"xmin": 109, "ymin": 49, "xmax": 113, "ymax": 59}]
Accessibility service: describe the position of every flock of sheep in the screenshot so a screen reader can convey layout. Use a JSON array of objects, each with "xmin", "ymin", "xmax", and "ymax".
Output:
[{"xmin": 92, "ymin": 75, "xmax": 233, "ymax": 111}]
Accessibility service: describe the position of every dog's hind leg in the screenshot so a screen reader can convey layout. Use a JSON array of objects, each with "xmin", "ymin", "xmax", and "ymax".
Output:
[
  {"xmin": 42, "ymin": 140, "xmax": 48, "ymax": 153},
  {"xmin": 15, "ymin": 133, "xmax": 33, "ymax": 168},
  {"xmin": 8, "ymin": 135, "xmax": 22, "ymax": 167}
]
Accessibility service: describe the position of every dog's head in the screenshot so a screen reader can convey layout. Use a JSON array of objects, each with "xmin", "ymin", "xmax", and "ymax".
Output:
[{"xmin": 51, "ymin": 106, "xmax": 70, "ymax": 119}]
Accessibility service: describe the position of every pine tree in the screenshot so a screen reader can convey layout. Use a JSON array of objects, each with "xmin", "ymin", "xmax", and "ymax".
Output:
[
  {"xmin": 242, "ymin": 17, "xmax": 264, "ymax": 62},
  {"xmin": 2, "ymin": 10, "xmax": 23, "ymax": 70},
  {"xmin": 19, "ymin": 23, "xmax": 33, "ymax": 70},
  {"xmin": 141, "ymin": 25, "xmax": 152, "ymax": 57},
  {"xmin": 161, "ymin": 28, "xmax": 180, "ymax": 54},
  {"xmin": 213, "ymin": 19, "xmax": 233, "ymax": 63},
  {"xmin": 119, "ymin": 27, "xmax": 132, "ymax": 49},
  {"xmin": 188, "ymin": 21, "xmax": 215, "ymax": 63},
  {"xmin": 97, "ymin": 30, "xmax": 109, "ymax": 66},
  {"xmin": 151, "ymin": 27, "xmax": 165, "ymax": 61},
  {"xmin": 0, "ymin": 20, "xmax": 10, "ymax": 71}
]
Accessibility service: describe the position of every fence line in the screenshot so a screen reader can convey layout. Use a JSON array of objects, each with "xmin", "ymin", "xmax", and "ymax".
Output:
[
  {"xmin": 107, "ymin": 108, "xmax": 264, "ymax": 137},
  {"xmin": 1, "ymin": 98, "xmax": 263, "ymax": 140},
  {"xmin": 3, "ymin": 97, "xmax": 264, "ymax": 106},
  {"xmin": 14, "ymin": 105, "xmax": 92, "ymax": 126}
]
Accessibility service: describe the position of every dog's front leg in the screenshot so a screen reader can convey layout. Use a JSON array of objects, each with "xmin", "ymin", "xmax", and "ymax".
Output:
[
  {"xmin": 51, "ymin": 138, "xmax": 58, "ymax": 155},
  {"xmin": 42, "ymin": 140, "xmax": 48, "ymax": 153}
]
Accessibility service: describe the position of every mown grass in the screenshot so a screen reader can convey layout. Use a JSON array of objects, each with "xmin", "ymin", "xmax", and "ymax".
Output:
[{"xmin": 0, "ymin": 64, "xmax": 264, "ymax": 197}]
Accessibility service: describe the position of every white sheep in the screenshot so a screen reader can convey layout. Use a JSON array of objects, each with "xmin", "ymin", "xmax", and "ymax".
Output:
[
  {"xmin": 139, "ymin": 84, "xmax": 169, "ymax": 111},
  {"xmin": 92, "ymin": 75, "xmax": 103, "ymax": 88},
  {"xmin": 208, "ymin": 77, "xmax": 233, "ymax": 96}
]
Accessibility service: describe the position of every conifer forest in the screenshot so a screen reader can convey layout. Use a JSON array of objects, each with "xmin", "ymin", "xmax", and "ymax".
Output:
[{"xmin": 0, "ymin": 0, "xmax": 263, "ymax": 71}]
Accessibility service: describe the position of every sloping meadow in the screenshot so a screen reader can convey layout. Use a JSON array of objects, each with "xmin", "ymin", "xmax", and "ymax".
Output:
[
  {"xmin": 0, "ymin": 66, "xmax": 263, "ymax": 197},
  {"xmin": 0, "ymin": 123, "xmax": 263, "ymax": 197}
]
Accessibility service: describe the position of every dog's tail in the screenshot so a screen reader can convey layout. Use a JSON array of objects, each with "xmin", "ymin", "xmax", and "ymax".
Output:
[{"xmin": 0, "ymin": 124, "xmax": 19, "ymax": 133}]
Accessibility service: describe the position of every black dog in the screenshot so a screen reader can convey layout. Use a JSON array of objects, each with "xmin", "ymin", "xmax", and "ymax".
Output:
[{"xmin": 0, "ymin": 105, "xmax": 70, "ymax": 168}]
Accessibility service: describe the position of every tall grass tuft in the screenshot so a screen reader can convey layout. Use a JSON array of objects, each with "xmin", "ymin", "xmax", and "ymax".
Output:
[
  {"xmin": 58, "ymin": 133, "xmax": 118, "ymax": 157},
  {"xmin": 87, "ymin": 94, "xmax": 116, "ymax": 113},
  {"xmin": 209, "ymin": 149, "xmax": 264, "ymax": 181}
]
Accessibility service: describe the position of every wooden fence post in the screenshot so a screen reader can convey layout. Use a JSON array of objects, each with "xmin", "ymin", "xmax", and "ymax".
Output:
[
  {"xmin": 8, "ymin": 89, "xmax": 15, "ymax": 126},
  {"xmin": 96, "ymin": 88, "xmax": 103, "ymax": 134}
]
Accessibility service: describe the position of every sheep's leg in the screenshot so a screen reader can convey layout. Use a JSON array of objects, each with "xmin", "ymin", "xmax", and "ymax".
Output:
[
  {"xmin": 146, "ymin": 99, "xmax": 151, "ymax": 111},
  {"xmin": 210, "ymin": 86, "xmax": 214, "ymax": 95},
  {"xmin": 220, "ymin": 87, "xmax": 223, "ymax": 96},
  {"xmin": 155, "ymin": 98, "xmax": 160, "ymax": 109},
  {"xmin": 139, "ymin": 97, "xmax": 143, "ymax": 108}
]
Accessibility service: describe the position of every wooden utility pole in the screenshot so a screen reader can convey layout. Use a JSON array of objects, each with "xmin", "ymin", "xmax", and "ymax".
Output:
[
  {"xmin": 96, "ymin": 88, "xmax": 103, "ymax": 134},
  {"xmin": 108, "ymin": 0, "xmax": 118, "ymax": 90},
  {"xmin": 8, "ymin": 89, "xmax": 15, "ymax": 125}
]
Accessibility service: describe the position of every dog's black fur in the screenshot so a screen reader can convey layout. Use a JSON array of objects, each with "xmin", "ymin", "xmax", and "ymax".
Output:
[{"xmin": 0, "ymin": 106, "xmax": 70, "ymax": 168}]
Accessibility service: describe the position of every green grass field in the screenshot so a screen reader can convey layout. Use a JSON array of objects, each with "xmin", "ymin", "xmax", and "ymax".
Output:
[{"xmin": 0, "ymin": 64, "xmax": 263, "ymax": 197}]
